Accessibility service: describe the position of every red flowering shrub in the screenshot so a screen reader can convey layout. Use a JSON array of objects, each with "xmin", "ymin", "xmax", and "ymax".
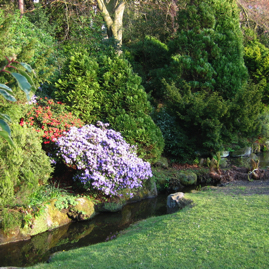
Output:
[{"xmin": 20, "ymin": 97, "xmax": 84, "ymax": 145}]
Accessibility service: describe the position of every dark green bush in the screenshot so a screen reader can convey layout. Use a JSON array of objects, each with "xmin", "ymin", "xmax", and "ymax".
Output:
[
  {"xmin": 150, "ymin": 0, "xmax": 264, "ymax": 161},
  {"xmin": 152, "ymin": 107, "xmax": 196, "ymax": 162},
  {"xmin": 125, "ymin": 35, "xmax": 171, "ymax": 99},
  {"xmin": 168, "ymin": 0, "xmax": 248, "ymax": 100},
  {"xmin": 54, "ymin": 52, "xmax": 164, "ymax": 163},
  {"xmin": 165, "ymin": 82, "xmax": 229, "ymax": 154},
  {"xmin": 0, "ymin": 124, "xmax": 53, "ymax": 207},
  {"xmin": 25, "ymin": 3, "xmax": 57, "ymax": 38},
  {"xmin": 244, "ymin": 40, "xmax": 269, "ymax": 104},
  {"xmin": 127, "ymin": 36, "xmax": 170, "ymax": 71},
  {"xmin": 163, "ymin": 80, "xmax": 263, "ymax": 158}
]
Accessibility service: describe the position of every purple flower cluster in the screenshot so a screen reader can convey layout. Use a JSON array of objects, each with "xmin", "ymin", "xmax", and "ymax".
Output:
[
  {"xmin": 27, "ymin": 94, "xmax": 37, "ymax": 104},
  {"xmin": 105, "ymin": 232, "xmax": 118, "ymax": 241},
  {"xmin": 56, "ymin": 122, "xmax": 152, "ymax": 197}
]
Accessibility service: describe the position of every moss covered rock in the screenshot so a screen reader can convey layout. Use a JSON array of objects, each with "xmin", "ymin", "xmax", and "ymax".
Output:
[
  {"xmin": 68, "ymin": 197, "xmax": 96, "ymax": 220},
  {"xmin": 0, "ymin": 196, "xmax": 96, "ymax": 245},
  {"xmin": 128, "ymin": 176, "xmax": 157, "ymax": 202},
  {"xmin": 179, "ymin": 170, "xmax": 197, "ymax": 186},
  {"xmin": 96, "ymin": 177, "xmax": 158, "ymax": 213},
  {"xmin": 154, "ymin": 157, "xmax": 169, "ymax": 169}
]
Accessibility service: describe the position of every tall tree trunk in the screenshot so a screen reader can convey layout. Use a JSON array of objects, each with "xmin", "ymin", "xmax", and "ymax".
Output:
[
  {"xmin": 18, "ymin": 0, "xmax": 24, "ymax": 17},
  {"xmin": 96, "ymin": 0, "xmax": 125, "ymax": 49}
]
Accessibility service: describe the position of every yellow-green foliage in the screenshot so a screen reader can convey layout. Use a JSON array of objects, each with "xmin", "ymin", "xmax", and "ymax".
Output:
[
  {"xmin": 1, "ymin": 208, "xmax": 22, "ymax": 233},
  {"xmin": 0, "ymin": 10, "xmax": 57, "ymax": 85},
  {"xmin": 244, "ymin": 40, "xmax": 269, "ymax": 104},
  {"xmin": 0, "ymin": 124, "xmax": 53, "ymax": 207}
]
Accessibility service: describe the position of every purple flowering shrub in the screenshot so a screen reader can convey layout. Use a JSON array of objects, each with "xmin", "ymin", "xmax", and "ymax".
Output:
[{"xmin": 56, "ymin": 122, "xmax": 153, "ymax": 197}]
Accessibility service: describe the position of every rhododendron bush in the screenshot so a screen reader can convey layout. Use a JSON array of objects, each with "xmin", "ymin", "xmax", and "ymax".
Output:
[
  {"xmin": 56, "ymin": 122, "xmax": 153, "ymax": 197},
  {"xmin": 21, "ymin": 96, "xmax": 83, "ymax": 145}
]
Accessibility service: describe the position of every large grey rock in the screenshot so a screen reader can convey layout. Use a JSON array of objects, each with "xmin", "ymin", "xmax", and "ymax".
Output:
[
  {"xmin": 230, "ymin": 146, "xmax": 252, "ymax": 158},
  {"xmin": 167, "ymin": 192, "xmax": 185, "ymax": 208},
  {"xmin": 167, "ymin": 192, "xmax": 193, "ymax": 213}
]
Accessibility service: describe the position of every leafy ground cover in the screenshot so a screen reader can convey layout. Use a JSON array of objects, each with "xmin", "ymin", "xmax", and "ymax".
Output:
[{"xmin": 31, "ymin": 182, "xmax": 269, "ymax": 269}]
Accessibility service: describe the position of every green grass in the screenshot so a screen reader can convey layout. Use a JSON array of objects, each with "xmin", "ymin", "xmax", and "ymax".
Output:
[{"xmin": 31, "ymin": 188, "xmax": 269, "ymax": 269}]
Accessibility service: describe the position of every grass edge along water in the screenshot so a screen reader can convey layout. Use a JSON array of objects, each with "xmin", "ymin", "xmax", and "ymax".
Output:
[{"xmin": 31, "ymin": 187, "xmax": 269, "ymax": 269}]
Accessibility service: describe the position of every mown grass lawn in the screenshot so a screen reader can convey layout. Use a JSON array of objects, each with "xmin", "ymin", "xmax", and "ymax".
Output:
[{"xmin": 31, "ymin": 187, "xmax": 269, "ymax": 269}]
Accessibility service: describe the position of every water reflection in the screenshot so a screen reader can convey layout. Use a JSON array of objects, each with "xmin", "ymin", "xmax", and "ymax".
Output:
[
  {"xmin": 0, "ymin": 194, "xmax": 168, "ymax": 267},
  {"xmin": 229, "ymin": 151, "xmax": 269, "ymax": 169},
  {"xmin": 257, "ymin": 151, "xmax": 269, "ymax": 169}
]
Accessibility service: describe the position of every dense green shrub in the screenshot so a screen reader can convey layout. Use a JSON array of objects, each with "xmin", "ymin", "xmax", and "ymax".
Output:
[
  {"xmin": 0, "ymin": 124, "xmax": 53, "ymax": 207},
  {"xmin": 152, "ymin": 107, "xmax": 195, "ymax": 162},
  {"xmin": 244, "ymin": 40, "xmax": 269, "ymax": 104},
  {"xmin": 151, "ymin": 0, "xmax": 263, "ymax": 160},
  {"xmin": 228, "ymin": 83, "xmax": 264, "ymax": 140},
  {"xmin": 0, "ymin": 11, "xmax": 54, "ymax": 56},
  {"xmin": 126, "ymin": 36, "xmax": 170, "ymax": 71},
  {"xmin": 165, "ymin": 82, "xmax": 229, "ymax": 155},
  {"xmin": 0, "ymin": 10, "xmax": 58, "ymax": 85},
  {"xmin": 25, "ymin": 1, "xmax": 102, "ymax": 42},
  {"xmin": 168, "ymin": 0, "xmax": 248, "ymax": 100},
  {"xmin": 25, "ymin": 3, "xmax": 57, "ymax": 38},
  {"xmin": 0, "ymin": 11, "xmax": 58, "ymax": 144},
  {"xmin": 163, "ymin": 81, "xmax": 263, "ymax": 159},
  {"xmin": 125, "ymin": 36, "xmax": 171, "ymax": 99},
  {"xmin": 1, "ymin": 208, "xmax": 23, "ymax": 233},
  {"xmin": 54, "ymin": 52, "xmax": 164, "ymax": 163}
]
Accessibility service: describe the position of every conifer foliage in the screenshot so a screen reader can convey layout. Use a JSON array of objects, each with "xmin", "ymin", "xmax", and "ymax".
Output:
[
  {"xmin": 244, "ymin": 40, "xmax": 269, "ymax": 104},
  {"xmin": 55, "ymin": 53, "xmax": 164, "ymax": 163},
  {"xmin": 169, "ymin": 0, "xmax": 248, "ymax": 99},
  {"xmin": 0, "ymin": 124, "xmax": 53, "ymax": 207},
  {"xmin": 160, "ymin": 0, "xmax": 263, "ymax": 158}
]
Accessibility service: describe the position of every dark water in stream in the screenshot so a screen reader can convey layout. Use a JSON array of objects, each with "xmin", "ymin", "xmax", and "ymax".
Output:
[
  {"xmin": 229, "ymin": 151, "xmax": 269, "ymax": 169},
  {"xmin": 255, "ymin": 152, "xmax": 269, "ymax": 169},
  {"xmin": 0, "ymin": 194, "xmax": 169, "ymax": 267}
]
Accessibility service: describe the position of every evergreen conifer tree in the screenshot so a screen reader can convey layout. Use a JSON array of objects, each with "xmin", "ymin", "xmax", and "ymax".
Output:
[
  {"xmin": 244, "ymin": 40, "xmax": 269, "ymax": 104},
  {"xmin": 160, "ymin": 0, "xmax": 263, "ymax": 159},
  {"xmin": 169, "ymin": 0, "xmax": 248, "ymax": 99}
]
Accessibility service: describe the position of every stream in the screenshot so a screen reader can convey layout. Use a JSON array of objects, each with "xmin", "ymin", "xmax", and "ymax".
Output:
[
  {"xmin": 253, "ymin": 151, "xmax": 269, "ymax": 169},
  {"xmin": 229, "ymin": 151, "xmax": 269, "ymax": 169},
  {"xmin": 1, "ymin": 151, "xmax": 269, "ymax": 267},
  {"xmin": 0, "ymin": 194, "xmax": 168, "ymax": 267}
]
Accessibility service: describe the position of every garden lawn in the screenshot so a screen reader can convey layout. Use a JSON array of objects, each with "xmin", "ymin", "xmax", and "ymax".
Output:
[{"xmin": 31, "ymin": 187, "xmax": 269, "ymax": 269}]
